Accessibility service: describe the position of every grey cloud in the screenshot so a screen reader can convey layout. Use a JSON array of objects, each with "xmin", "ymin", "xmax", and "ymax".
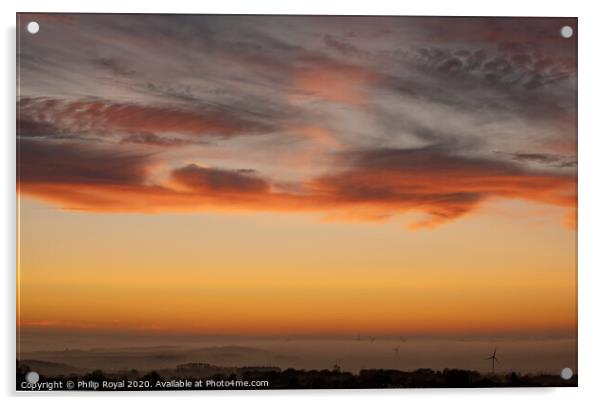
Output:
[
  {"xmin": 171, "ymin": 164, "xmax": 269, "ymax": 194},
  {"xmin": 18, "ymin": 138, "xmax": 152, "ymax": 186},
  {"xmin": 323, "ymin": 34, "xmax": 363, "ymax": 57},
  {"xmin": 120, "ymin": 133, "xmax": 205, "ymax": 147},
  {"xmin": 91, "ymin": 57, "xmax": 136, "ymax": 77},
  {"xmin": 510, "ymin": 152, "xmax": 577, "ymax": 168}
]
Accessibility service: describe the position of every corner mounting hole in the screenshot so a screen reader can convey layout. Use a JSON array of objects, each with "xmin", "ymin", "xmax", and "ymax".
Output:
[
  {"xmin": 27, "ymin": 21, "xmax": 40, "ymax": 34},
  {"xmin": 560, "ymin": 367, "xmax": 573, "ymax": 380},
  {"xmin": 560, "ymin": 25, "xmax": 573, "ymax": 39},
  {"xmin": 25, "ymin": 371, "xmax": 39, "ymax": 384}
]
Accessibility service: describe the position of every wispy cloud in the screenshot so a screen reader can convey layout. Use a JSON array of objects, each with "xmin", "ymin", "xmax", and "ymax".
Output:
[{"xmin": 17, "ymin": 14, "xmax": 577, "ymax": 228}]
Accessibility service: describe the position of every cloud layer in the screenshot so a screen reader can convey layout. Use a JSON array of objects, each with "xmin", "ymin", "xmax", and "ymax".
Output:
[{"xmin": 17, "ymin": 14, "xmax": 577, "ymax": 228}]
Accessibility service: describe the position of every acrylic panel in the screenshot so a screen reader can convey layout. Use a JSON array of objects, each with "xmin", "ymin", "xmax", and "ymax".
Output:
[{"xmin": 16, "ymin": 14, "xmax": 577, "ymax": 391}]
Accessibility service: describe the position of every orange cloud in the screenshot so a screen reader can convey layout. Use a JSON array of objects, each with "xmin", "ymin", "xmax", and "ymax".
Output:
[
  {"xmin": 293, "ymin": 61, "xmax": 377, "ymax": 104},
  {"xmin": 17, "ymin": 139, "xmax": 577, "ymax": 229},
  {"xmin": 18, "ymin": 97, "xmax": 272, "ymax": 139},
  {"xmin": 290, "ymin": 125, "xmax": 340, "ymax": 147},
  {"xmin": 543, "ymin": 137, "xmax": 578, "ymax": 155}
]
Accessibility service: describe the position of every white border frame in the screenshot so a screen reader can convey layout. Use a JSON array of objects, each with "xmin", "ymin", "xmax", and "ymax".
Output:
[{"xmin": 3, "ymin": 1, "xmax": 601, "ymax": 404}]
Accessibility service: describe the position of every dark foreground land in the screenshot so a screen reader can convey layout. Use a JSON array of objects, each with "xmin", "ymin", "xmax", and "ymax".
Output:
[{"xmin": 17, "ymin": 360, "xmax": 577, "ymax": 390}]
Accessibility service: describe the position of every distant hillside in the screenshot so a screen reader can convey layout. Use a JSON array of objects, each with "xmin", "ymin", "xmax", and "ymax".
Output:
[
  {"xmin": 19, "ymin": 345, "xmax": 281, "ymax": 372},
  {"xmin": 17, "ymin": 359, "xmax": 84, "ymax": 377},
  {"xmin": 17, "ymin": 360, "xmax": 577, "ymax": 390}
]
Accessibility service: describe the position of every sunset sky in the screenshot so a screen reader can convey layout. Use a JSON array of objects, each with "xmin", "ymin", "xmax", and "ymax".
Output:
[{"xmin": 17, "ymin": 14, "xmax": 577, "ymax": 338}]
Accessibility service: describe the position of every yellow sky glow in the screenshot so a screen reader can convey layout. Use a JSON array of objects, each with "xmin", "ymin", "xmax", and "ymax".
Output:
[{"xmin": 17, "ymin": 197, "xmax": 576, "ymax": 336}]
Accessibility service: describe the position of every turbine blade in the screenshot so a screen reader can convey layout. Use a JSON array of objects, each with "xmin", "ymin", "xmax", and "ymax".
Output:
[{"xmin": 495, "ymin": 358, "xmax": 500, "ymax": 364}]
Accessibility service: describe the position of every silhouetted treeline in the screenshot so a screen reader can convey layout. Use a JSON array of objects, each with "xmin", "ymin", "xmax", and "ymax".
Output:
[{"xmin": 17, "ymin": 360, "xmax": 577, "ymax": 390}]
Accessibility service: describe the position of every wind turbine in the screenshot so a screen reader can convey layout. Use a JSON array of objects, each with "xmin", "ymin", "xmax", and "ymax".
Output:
[{"xmin": 486, "ymin": 348, "xmax": 500, "ymax": 373}]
